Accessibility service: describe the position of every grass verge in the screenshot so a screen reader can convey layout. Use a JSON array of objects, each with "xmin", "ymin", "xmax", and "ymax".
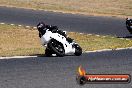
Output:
[
  {"xmin": 0, "ymin": 0, "xmax": 132, "ymax": 17},
  {"xmin": 0, "ymin": 24, "xmax": 132, "ymax": 56}
]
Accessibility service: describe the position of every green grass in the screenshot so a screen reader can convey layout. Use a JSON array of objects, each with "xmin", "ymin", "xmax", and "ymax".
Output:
[
  {"xmin": 0, "ymin": 24, "xmax": 132, "ymax": 56},
  {"xmin": 0, "ymin": 0, "xmax": 132, "ymax": 17}
]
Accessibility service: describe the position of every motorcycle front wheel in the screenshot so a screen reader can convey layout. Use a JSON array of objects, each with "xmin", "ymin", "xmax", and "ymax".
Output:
[{"xmin": 74, "ymin": 44, "xmax": 82, "ymax": 56}]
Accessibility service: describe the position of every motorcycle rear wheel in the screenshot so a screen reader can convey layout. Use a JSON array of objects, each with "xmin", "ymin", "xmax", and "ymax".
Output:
[
  {"xmin": 48, "ymin": 39, "xmax": 65, "ymax": 57},
  {"xmin": 45, "ymin": 48, "xmax": 52, "ymax": 57}
]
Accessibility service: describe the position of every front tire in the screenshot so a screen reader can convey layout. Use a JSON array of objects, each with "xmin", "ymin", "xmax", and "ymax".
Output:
[
  {"xmin": 74, "ymin": 44, "xmax": 82, "ymax": 56},
  {"xmin": 48, "ymin": 39, "xmax": 65, "ymax": 57}
]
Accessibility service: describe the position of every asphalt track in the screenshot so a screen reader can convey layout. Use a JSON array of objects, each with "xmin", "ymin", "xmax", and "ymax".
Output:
[
  {"xmin": 0, "ymin": 49, "xmax": 132, "ymax": 88},
  {"xmin": 0, "ymin": 6, "xmax": 130, "ymax": 36}
]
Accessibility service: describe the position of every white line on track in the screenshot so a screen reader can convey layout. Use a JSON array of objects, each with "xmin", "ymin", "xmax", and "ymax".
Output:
[
  {"xmin": 18, "ymin": 25, "xmax": 22, "ymax": 27},
  {"xmin": 88, "ymin": 34, "xmax": 92, "ymax": 36},
  {"xmin": 119, "ymin": 38, "xmax": 124, "ymax": 40},
  {"xmin": 33, "ymin": 27, "xmax": 37, "ymax": 29},
  {"xmin": 102, "ymin": 36, "xmax": 106, "ymax": 38},
  {"xmin": 10, "ymin": 24, "xmax": 15, "ymax": 26},
  {"xmin": 0, "ymin": 56, "xmax": 37, "ymax": 60},
  {"xmin": 0, "ymin": 23, "xmax": 5, "ymax": 24},
  {"xmin": 79, "ymin": 33, "xmax": 83, "ymax": 34},
  {"xmin": 96, "ymin": 35, "xmax": 100, "ymax": 37},
  {"xmin": 125, "ymin": 39, "xmax": 130, "ymax": 40},
  {"xmin": 25, "ymin": 26, "xmax": 30, "ymax": 28}
]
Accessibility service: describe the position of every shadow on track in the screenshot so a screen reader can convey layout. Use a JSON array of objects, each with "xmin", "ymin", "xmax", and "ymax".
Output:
[
  {"xmin": 29, "ymin": 54, "xmax": 75, "ymax": 57},
  {"xmin": 117, "ymin": 35, "xmax": 132, "ymax": 39}
]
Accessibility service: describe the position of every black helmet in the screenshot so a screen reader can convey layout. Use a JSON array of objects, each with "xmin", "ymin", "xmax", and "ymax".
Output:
[{"xmin": 37, "ymin": 22, "xmax": 46, "ymax": 30}]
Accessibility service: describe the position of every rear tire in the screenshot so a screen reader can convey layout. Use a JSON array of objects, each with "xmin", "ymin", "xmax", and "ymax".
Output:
[
  {"xmin": 45, "ymin": 48, "xmax": 52, "ymax": 57},
  {"xmin": 48, "ymin": 39, "xmax": 65, "ymax": 57}
]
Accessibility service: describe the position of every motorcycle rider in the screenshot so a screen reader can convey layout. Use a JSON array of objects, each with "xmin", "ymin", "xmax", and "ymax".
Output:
[{"xmin": 37, "ymin": 22, "xmax": 73, "ymax": 43}]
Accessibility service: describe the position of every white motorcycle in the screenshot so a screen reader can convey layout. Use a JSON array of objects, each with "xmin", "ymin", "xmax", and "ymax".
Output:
[{"xmin": 40, "ymin": 29, "xmax": 82, "ymax": 57}]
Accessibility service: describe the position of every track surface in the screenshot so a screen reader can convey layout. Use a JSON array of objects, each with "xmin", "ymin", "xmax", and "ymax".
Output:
[
  {"xmin": 0, "ymin": 6, "xmax": 129, "ymax": 36},
  {"xmin": 0, "ymin": 50, "xmax": 131, "ymax": 88}
]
